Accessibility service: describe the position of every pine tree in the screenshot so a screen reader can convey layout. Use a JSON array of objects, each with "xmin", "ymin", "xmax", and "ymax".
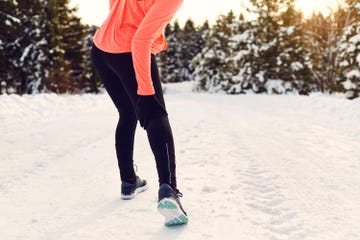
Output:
[
  {"xmin": 196, "ymin": 20, "xmax": 209, "ymax": 58},
  {"xmin": 38, "ymin": 0, "xmax": 95, "ymax": 94},
  {"xmin": 0, "ymin": 0, "xmax": 21, "ymax": 94},
  {"xmin": 81, "ymin": 25, "xmax": 102, "ymax": 93},
  {"xmin": 303, "ymin": 13, "xmax": 328, "ymax": 92},
  {"xmin": 276, "ymin": 4, "xmax": 314, "ymax": 94},
  {"xmin": 176, "ymin": 19, "xmax": 200, "ymax": 82},
  {"xmin": 337, "ymin": 1, "xmax": 360, "ymax": 99},
  {"xmin": 245, "ymin": 0, "xmax": 295, "ymax": 93},
  {"xmin": 13, "ymin": 0, "xmax": 52, "ymax": 94},
  {"xmin": 188, "ymin": 20, "xmax": 209, "ymax": 86},
  {"xmin": 44, "ymin": 0, "xmax": 78, "ymax": 93},
  {"xmin": 163, "ymin": 21, "xmax": 182, "ymax": 83},
  {"xmin": 61, "ymin": 4, "xmax": 88, "ymax": 93},
  {"xmin": 1, "ymin": 0, "xmax": 101, "ymax": 95},
  {"xmin": 157, "ymin": 19, "xmax": 208, "ymax": 84},
  {"xmin": 227, "ymin": 19, "xmax": 259, "ymax": 94},
  {"xmin": 157, "ymin": 24, "xmax": 172, "ymax": 83},
  {"xmin": 303, "ymin": 8, "xmax": 348, "ymax": 94},
  {"xmin": 192, "ymin": 11, "xmax": 236, "ymax": 92}
]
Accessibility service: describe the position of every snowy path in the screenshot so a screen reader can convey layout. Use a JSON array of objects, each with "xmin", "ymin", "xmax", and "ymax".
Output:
[{"xmin": 1, "ymin": 85, "xmax": 360, "ymax": 240}]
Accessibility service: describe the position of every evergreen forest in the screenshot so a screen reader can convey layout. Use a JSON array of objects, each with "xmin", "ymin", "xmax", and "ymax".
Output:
[{"xmin": 1, "ymin": 0, "xmax": 359, "ymax": 99}]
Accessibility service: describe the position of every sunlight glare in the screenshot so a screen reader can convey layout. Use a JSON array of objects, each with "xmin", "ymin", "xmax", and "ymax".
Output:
[{"xmin": 294, "ymin": 0, "xmax": 344, "ymax": 17}]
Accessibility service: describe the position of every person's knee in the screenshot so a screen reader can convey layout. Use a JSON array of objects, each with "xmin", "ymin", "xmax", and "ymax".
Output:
[
  {"xmin": 118, "ymin": 111, "xmax": 137, "ymax": 127},
  {"xmin": 136, "ymin": 95, "xmax": 168, "ymax": 129}
]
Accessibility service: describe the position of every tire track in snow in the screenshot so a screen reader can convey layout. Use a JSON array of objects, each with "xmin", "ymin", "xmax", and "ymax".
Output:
[
  {"xmin": 226, "ymin": 128, "xmax": 308, "ymax": 240},
  {"xmin": 175, "ymin": 94, "xmax": 311, "ymax": 239},
  {"xmin": 170, "ymin": 99, "xmax": 255, "ymax": 238},
  {"xmin": 242, "ymin": 160, "xmax": 306, "ymax": 240}
]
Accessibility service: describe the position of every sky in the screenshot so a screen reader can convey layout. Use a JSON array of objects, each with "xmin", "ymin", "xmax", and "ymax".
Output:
[{"xmin": 69, "ymin": 0, "xmax": 345, "ymax": 27}]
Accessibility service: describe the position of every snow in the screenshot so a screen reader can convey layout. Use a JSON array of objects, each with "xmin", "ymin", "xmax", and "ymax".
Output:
[
  {"xmin": 356, "ymin": 3, "xmax": 360, "ymax": 11},
  {"xmin": 291, "ymin": 61, "xmax": 304, "ymax": 71},
  {"xmin": 1, "ymin": 82, "xmax": 360, "ymax": 240},
  {"xmin": 346, "ymin": 69, "xmax": 360, "ymax": 79},
  {"xmin": 232, "ymin": 29, "xmax": 255, "ymax": 43},
  {"xmin": 349, "ymin": 33, "xmax": 360, "ymax": 44},
  {"xmin": 265, "ymin": 79, "xmax": 294, "ymax": 94},
  {"xmin": 347, "ymin": 44, "xmax": 356, "ymax": 53},
  {"xmin": 340, "ymin": 59, "xmax": 349, "ymax": 67},
  {"xmin": 3, "ymin": 13, "xmax": 21, "ymax": 24},
  {"xmin": 343, "ymin": 79, "xmax": 357, "ymax": 90},
  {"xmin": 256, "ymin": 70, "xmax": 265, "ymax": 83},
  {"xmin": 20, "ymin": 44, "xmax": 32, "ymax": 62},
  {"xmin": 280, "ymin": 26, "xmax": 295, "ymax": 35}
]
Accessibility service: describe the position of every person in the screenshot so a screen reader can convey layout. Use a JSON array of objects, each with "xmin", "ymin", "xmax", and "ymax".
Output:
[{"xmin": 91, "ymin": 0, "xmax": 188, "ymax": 226}]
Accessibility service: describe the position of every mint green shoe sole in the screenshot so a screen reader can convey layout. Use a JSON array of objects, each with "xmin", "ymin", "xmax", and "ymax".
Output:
[{"xmin": 157, "ymin": 198, "xmax": 188, "ymax": 226}]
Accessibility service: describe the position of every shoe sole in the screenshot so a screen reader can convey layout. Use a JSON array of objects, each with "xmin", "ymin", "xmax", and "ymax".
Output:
[
  {"xmin": 121, "ymin": 185, "xmax": 148, "ymax": 200},
  {"xmin": 157, "ymin": 198, "xmax": 188, "ymax": 226}
]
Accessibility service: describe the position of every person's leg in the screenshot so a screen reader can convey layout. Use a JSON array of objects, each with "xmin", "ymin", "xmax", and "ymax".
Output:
[
  {"xmin": 146, "ymin": 57, "xmax": 187, "ymax": 226},
  {"xmin": 103, "ymin": 52, "xmax": 178, "ymax": 189},
  {"xmin": 146, "ymin": 117, "xmax": 176, "ymax": 187},
  {"xmin": 148, "ymin": 56, "xmax": 177, "ymax": 189},
  {"xmin": 91, "ymin": 45, "xmax": 137, "ymax": 182}
]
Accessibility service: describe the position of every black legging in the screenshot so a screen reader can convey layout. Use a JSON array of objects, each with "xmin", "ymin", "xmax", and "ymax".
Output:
[{"xmin": 91, "ymin": 44, "xmax": 177, "ymax": 188}]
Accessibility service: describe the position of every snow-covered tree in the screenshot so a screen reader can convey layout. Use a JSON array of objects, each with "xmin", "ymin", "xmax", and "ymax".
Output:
[
  {"xmin": 246, "ymin": 0, "xmax": 303, "ymax": 93},
  {"xmin": 12, "ymin": 0, "xmax": 51, "ymax": 94},
  {"xmin": 337, "ymin": 1, "xmax": 360, "ymax": 99},
  {"xmin": 227, "ymin": 19, "xmax": 260, "ymax": 94},
  {"xmin": 81, "ymin": 25, "xmax": 102, "ymax": 93},
  {"xmin": 157, "ymin": 24, "xmax": 170, "ymax": 83},
  {"xmin": 0, "ymin": 0, "xmax": 21, "ymax": 94},
  {"xmin": 176, "ymin": 19, "xmax": 202, "ymax": 82},
  {"xmin": 60, "ymin": 4, "xmax": 92, "ymax": 93},
  {"xmin": 33, "ymin": 0, "xmax": 101, "ymax": 94},
  {"xmin": 217, "ymin": 0, "xmax": 313, "ymax": 95},
  {"xmin": 158, "ymin": 19, "xmax": 206, "ymax": 83},
  {"xmin": 192, "ymin": 11, "xmax": 236, "ymax": 92},
  {"xmin": 0, "ymin": 0, "xmax": 91, "ymax": 94},
  {"xmin": 304, "ymin": 11, "xmax": 346, "ymax": 94},
  {"xmin": 275, "ymin": 4, "xmax": 314, "ymax": 94},
  {"xmin": 159, "ymin": 21, "xmax": 182, "ymax": 83}
]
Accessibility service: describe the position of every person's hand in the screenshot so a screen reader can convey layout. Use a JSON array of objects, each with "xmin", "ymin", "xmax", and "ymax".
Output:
[{"xmin": 136, "ymin": 95, "xmax": 168, "ymax": 129}]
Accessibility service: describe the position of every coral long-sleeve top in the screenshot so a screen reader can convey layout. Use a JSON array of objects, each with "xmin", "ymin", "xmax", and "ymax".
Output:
[{"xmin": 93, "ymin": 0, "xmax": 183, "ymax": 95}]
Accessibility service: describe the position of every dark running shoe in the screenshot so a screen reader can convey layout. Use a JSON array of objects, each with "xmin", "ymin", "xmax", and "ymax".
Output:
[
  {"xmin": 157, "ymin": 183, "xmax": 188, "ymax": 226},
  {"xmin": 121, "ymin": 176, "xmax": 148, "ymax": 200}
]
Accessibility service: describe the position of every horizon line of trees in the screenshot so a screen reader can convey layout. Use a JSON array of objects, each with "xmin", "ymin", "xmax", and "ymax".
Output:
[
  {"xmin": 1, "ymin": 0, "xmax": 359, "ymax": 99},
  {"xmin": 158, "ymin": 0, "xmax": 360, "ymax": 99}
]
